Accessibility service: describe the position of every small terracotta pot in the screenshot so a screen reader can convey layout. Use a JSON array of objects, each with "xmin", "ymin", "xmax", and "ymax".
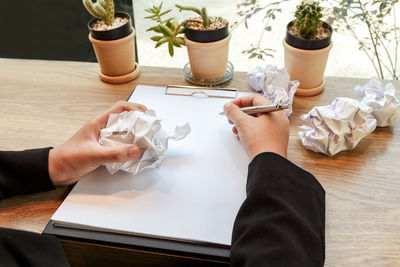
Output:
[
  {"xmin": 283, "ymin": 40, "xmax": 332, "ymax": 96},
  {"xmin": 185, "ymin": 34, "xmax": 231, "ymax": 79},
  {"xmin": 88, "ymin": 12, "xmax": 140, "ymax": 84},
  {"xmin": 283, "ymin": 21, "xmax": 333, "ymax": 96},
  {"xmin": 89, "ymin": 30, "xmax": 136, "ymax": 77}
]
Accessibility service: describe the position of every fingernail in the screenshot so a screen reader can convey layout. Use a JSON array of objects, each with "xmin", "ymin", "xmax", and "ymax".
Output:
[{"xmin": 130, "ymin": 147, "xmax": 141, "ymax": 157}]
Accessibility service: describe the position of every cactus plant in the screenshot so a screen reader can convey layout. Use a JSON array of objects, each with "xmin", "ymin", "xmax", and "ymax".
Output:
[
  {"xmin": 175, "ymin": 5, "xmax": 212, "ymax": 29},
  {"xmin": 83, "ymin": 0, "xmax": 115, "ymax": 26},
  {"xmin": 294, "ymin": 0, "xmax": 323, "ymax": 39}
]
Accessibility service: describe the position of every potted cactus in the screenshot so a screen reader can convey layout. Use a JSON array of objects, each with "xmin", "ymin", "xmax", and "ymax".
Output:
[
  {"xmin": 283, "ymin": 0, "xmax": 333, "ymax": 96},
  {"xmin": 83, "ymin": 0, "xmax": 140, "ymax": 84},
  {"xmin": 145, "ymin": 3, "xmax": 230, "ymax": 81}
]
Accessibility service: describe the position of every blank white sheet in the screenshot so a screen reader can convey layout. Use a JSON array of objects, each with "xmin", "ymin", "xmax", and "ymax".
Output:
[{"xmin": 51, "ymin": 85, "xmax": 250, "ymax": 246}]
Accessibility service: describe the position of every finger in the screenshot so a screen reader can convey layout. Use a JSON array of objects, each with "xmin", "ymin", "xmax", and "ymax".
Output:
[
  {"xmin": 96, "ymin": 102, "xmax": 148, "ymax": 129},
  {"xmin": 227, "ymin": 118, "xmax": 233, "ymax": 125},
  {"xmin": 107, "ymin": 101, "xmax": 147, "ymax": 115},
  {"xmin": 224, "ymin": 102, "xmax": 247, "ymax": 125},
  {"xmin": 98, "ymin": 144, "xmax": 142, "ymax": 164},
  {"xmin": 230, "ymin": 94, "xmax": 272, "ymax": 108},
  {"xmin": 232, "ymin": 126, "xmax": 238, "ymax": 135}
]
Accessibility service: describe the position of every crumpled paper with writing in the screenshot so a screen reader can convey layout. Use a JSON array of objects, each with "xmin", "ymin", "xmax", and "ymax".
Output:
[
  {"xmin": 247, "ymin": 65, "xmax": 299, "ymax": 117},
  {"xmin": 299, "ymin": 78, "xmax": 399, "ymax": 156},
  {"xmin": 99, "ymin": 110, "xmax": 191, "ymax": 174}
]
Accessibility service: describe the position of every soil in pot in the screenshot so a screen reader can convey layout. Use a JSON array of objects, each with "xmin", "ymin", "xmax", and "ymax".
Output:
[{"xmin": 91, "ymin": 17, "xmax": 129, "ymax": 31}]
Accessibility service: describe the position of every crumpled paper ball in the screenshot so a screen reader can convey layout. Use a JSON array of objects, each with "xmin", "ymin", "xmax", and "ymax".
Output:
[
  {"xmin": 299, "ymin": 98, "xmax": 377, "ymax": 156},
  {"xmin": 299, "ymin": 78, "xmax": 399, "ymax": 156},
  {"xmin": 354, "ymin": 77, "xmax": 400, "ymax": 127},
  {"xmin": 99, "ymin": 110, "xmax": 191, "ymax": 175},
  {"xmin": 247, "ymin": 65, "xmax": 299, "ymax": 117}
]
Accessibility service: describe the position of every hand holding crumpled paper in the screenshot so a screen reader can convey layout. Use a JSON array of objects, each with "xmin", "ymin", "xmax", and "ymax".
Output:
[
  {"xmin": 247, "ymin": 65, "xmax": 299, "ymax": 117},
  {"xmin": 99, "ymin": 110, "xmax": 191, "ymax": 174},
  {"xmin": 299, "ymin": 78, "xmax": 399, "ymax": 156}
]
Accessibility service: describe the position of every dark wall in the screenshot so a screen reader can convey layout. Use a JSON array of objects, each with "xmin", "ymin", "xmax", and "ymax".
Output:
[{"xmin": 0, "ymin": 0, "xmax": 134, "ymax": 62}]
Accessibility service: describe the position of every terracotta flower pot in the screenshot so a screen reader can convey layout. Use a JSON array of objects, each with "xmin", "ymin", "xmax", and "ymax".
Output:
[
  {"xmin": 185, "ymin": 34, "xmax": 231, "ymax": 79},
  {"xmin": 88, "ymin": 12, "xmax": 140, "ymax": 84},
  {"xmin": 283, "ymin": 21, "xmax": 333, "ymax": 96},
  {"xmin": 183, "ymin": 21, "xmax": 230, "ymax": 80}
]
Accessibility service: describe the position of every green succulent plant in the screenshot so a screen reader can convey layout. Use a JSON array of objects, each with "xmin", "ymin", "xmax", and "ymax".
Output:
[
  {"xmin": 294, "ymin": 0, "xmax": 323, "ymax": 39},
  {"xmin": 83, "ymin": 0, "xmax": 115, "ymax": 25},
  {"xmin": 145, "ymin": 2, "xmax": 213, "ymax": 57}
]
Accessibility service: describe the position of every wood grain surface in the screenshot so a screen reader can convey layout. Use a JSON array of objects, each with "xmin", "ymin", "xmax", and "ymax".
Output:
[{"xmin": 0, "ymin": 58, "xmax": 399, "ymax": 266}]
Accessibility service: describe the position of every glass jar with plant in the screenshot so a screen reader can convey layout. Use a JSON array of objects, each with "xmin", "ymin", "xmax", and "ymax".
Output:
[
  {"xmin": 145, "ymin": 2, "xmax": 231, "ymax": 84},
  {"xmin": 283, "ymin": 0, "xmax": 333, "ymax": 96},
  {"xmin": 83, "ymin": 0, "xmax": 140, "ymax": 83}
]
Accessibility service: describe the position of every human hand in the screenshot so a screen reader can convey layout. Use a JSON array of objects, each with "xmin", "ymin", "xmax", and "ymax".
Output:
[
  {"xmin": 48, "ymin": 101, "xmax": 147, "ymax": 186},
  {"xmin": 224, "ymin": 95, "xmax": 289, "ymax": 160}
]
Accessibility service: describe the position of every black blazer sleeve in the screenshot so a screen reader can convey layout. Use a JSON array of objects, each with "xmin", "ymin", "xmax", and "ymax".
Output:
[
  {"xmin": 0, "ymin": 148, "xmax": 55, "ymax": 199},
  {"xmin": 0, "ymin": 227, "xmax": 69, "ymax": 267},
  {"xmin": 231, "ymin": 152, "xmax": 325, "ymax": 267}
]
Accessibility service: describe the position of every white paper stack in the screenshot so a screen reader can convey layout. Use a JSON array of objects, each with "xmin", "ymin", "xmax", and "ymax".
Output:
[{"xmin": 51, "ymin": 85, "xmax": 251, "ymax": 246}]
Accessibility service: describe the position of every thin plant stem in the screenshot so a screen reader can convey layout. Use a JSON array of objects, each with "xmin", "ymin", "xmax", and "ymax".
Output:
[
  {"xmin": 358, "ymin": 1, "xmax": 385, "ymax": 79},
  {"xmin": 256, "ymin": 2, "xmax": 282, "ymax": 51},
  {"xmin": 363, "ymin": 1, "xmax": 397, "ymax": 79},
  {"xmin": 230, "ymin": 16, "xmax": 246, "ymax": 32},
  {"xmin": 394, "ymin": 2, "xmax": 399, "ymax": 79},
  {"xmin": 328, "ymin": 1, "xmax": 381, "ymax": 77}
]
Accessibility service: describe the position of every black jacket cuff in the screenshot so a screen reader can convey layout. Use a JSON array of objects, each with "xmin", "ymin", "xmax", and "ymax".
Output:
[
  {"xmin": 0, "ymin": 147, "xmax": 55, "ymax": 199},
  {"xmin": 247, "ymin": 152, "xmax": 325, "ymax": 197}
]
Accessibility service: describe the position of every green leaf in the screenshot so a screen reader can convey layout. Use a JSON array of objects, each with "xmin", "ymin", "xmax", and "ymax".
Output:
[
  {"xmin": 176, "ymin": 37, "xmax": 186, "ymax": 46},
  {"xmin": 146, "ymin": 26, "xmax": 162, "ymax": 33},
  {"xmin": 151, "ymin": 36, "xmax": 163, "ymax": 42},
  {"xmin": 160, "ymin": 24, "xmax": 173, "ymax": 36},
  {"xmin": 249, "ymin": 53, "xmax": 258, "ymax": 59},
  {"xmin": 247, "ymin": 47, "xmax": 256, "ymax": 53},
  {"xmin": 168, "ymin": 40, "xmax": 174, "ymax": 57},
  {"xmin": 172, "ymin": 39, "xmax": 181, "ymax": 47},
  {"xmin": 155, "ymin": 37, "xmax": 169, "ymax": 48},
  {"xmin": 144, "ymin": 14, "xmax": 157, "ymax": 19},
  {"xmin": 159, "ymin": 9, "xmax": 172, "ymax": 17}
]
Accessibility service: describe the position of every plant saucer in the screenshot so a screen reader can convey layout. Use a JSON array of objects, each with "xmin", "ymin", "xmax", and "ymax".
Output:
[
  {"xmin": 183, "ymin": 61, "xmax": 234, "ymax": 87},
  {"xmin": 99, "ymin": 63, "xmax": 141, "ymax": 84}
]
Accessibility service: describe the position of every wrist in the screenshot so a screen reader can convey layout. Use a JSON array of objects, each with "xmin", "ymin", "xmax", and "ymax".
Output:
[
  {"xmin": 248, "ymin": 144, "xmax": 287, "ymax": 160},
  {"xmin": 48, "ymin": 147, "xmax": 69, "ymax": 186}
]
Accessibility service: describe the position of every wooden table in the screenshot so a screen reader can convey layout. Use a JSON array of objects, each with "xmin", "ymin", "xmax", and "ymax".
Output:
[{"xmin": 0, "ymin": 58, "xmax": 399, "ymax": 266}]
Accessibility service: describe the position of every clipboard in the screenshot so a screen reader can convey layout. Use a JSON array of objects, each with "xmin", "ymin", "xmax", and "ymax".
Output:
[
  {"xmin": 44, "ymin": 85, "xmax": 251, "ymax": 263},
  {"xmin": 165, "ymin": 85, "xmax": 238, "ymax": 99}
]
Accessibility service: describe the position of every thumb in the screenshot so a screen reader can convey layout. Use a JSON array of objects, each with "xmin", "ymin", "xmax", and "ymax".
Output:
[
  {"xmin": 224, "ymin": 102, "xmax": 247, "ymax": 125},
  {"xmin": 98, "ymin": 144, "xmax": 142, "ymax": 164}
]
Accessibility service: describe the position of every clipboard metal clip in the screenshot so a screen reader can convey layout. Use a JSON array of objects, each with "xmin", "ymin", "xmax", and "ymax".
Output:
[{"xmin": 166, "ymin": 85, "xmax": 238, "ymax": 99}]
